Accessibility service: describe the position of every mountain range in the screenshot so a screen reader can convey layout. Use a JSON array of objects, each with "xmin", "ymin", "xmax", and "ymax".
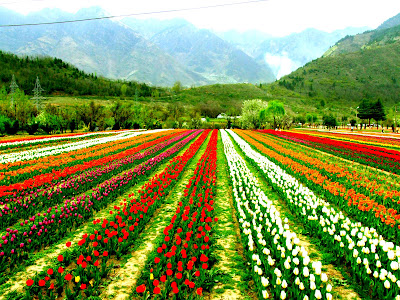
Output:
[
  {"xmin": 0, "ymin": 6, "xmax": 373, "ymax": 86},
  {"xmin": 269, "ymin": 12, "xmax": 400, "ymax": 108}
]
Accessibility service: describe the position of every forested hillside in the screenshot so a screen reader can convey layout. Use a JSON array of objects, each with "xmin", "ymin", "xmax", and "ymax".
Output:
[{"xmin": 0, "ymin": 51, "xmax": 166, "ymax": 98}]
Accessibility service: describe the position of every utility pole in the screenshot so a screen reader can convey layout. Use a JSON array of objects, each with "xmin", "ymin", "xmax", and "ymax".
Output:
[
  {"xmin": 31, "ymin": 76, "xmax": 44, "ymax": 110},
  {"xmin": 9, "ymin": 74, "xmax": 18, "ymax": 108},
  {"xmin": 395, "ymin": 105, "xmax": 397, "ymax": 133}
]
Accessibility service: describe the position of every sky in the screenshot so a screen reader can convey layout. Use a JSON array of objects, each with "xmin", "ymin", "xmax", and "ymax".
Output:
[{"xmin": 2, "ymin": 0, "xmax": 400, "ymax": 36}]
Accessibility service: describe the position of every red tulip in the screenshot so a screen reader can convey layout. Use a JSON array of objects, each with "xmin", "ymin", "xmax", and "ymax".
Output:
[
  {"xmin": 65, "ymin": 273, "xmax": 72, "ymax": 281},
  {"xmin": 66, "ymin": 241, "xmax": 71, "ymax": 247},
  {"xmin": 153, "ymin": 286, "xmax": 161, "ymax": 294},
  {"xmin": 136, "ymin": 284, "xmax": 146, "ymax": 293},
  {"xmin": 57, "ymin": 267, "xmax": 64, "ymax": 274},
  {"xmin": 197, "ymin": 287, "xmax": 203, "ymax": 296},
  {"xmin": 47, "ymin": 268, "xmax": 53, "ymax": 275},
  {"xmin": 57, "ymin": 254, "xmax": 63, "ymax": 262},
  {"xmin": 80, "ymin": 283, "xmax": 87, "ymax": 290},
  {"xmin": 26, "ymin": 279, "xmax": 34, "ymax": 287}
]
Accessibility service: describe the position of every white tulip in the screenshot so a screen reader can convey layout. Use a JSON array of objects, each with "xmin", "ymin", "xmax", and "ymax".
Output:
[{"xmin": 384, "ymin": 280, "xmax": 390, "ymax": 289}]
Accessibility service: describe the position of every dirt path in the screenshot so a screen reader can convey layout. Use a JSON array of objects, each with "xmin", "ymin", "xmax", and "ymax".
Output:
[
  {"xmin": 208, "ymin": 132, "xmax": 255, "ymax": 300},
  {"xmin": 100, "ymin": 135, "xmax": 211, "ymax": 300},
  {"xmin": 232, "ymin": 138, "xmax": 361, "ymax": 300},
  {"xmin": 0, "ymin": 134, "xmax": 198, "ymax": 300}
]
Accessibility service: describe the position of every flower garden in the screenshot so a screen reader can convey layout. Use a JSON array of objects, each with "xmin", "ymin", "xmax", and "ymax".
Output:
[{"xmin": 0, "ymin": 129, "xmax": 399, "ymax": 300}]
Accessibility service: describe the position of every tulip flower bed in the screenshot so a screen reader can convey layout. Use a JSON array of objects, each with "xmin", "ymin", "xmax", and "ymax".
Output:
[
  {"xmin": 221, "ymin": 130, "xmax": 331, "ymax": 300},
  {"xmin": 259, "ymin": 131, "xmax": 400, "ymax": 208},
  {"xmin": 0, "ymin": 130, "xmax": 203, "ymax": 274},
  {"xmin": 0, "ymin": 132, "xmax": 121, "ymax": 157},
  {"xmin": 228, "ymin": 129, "xmax": 400, "ymax": 300},
  {"xmin": 0, "ymin": 130, "xmax": 183, "ymax": 199},
  {"xmin": 262, "ymin": 130, "xmax": 400, "ymax": 174},
  {"xmin": 0, "ymin": 130, "xmax": 189, "ymax": 230},
  {"xmin": 0, "ymin": 131, "xmax": 117, "ymax": 151},
  {"xmin": 0, "ymin": 130, "xmax": 147, "ymax": 165},
  {"xmin": 238, "ymin": 130, "xmax": 400, "ymax": 242},
  {"xmin": 248, "ymin": 133, "xmax": 400, "ymax": 240},
  {"xmin": 132, "ymin": 129, "xmax": 218, "ymax": 299},
  {"xmin": 22, "ymin": 130, "xmax": 211, "ymax": 300},
  {"xmin": 4, "ymin": 129, "xmax": 400, "ymax": 300},
  {"xmin": 0, "ymin": 130, "xmax": 176, "ymax": 185},
  {"xmin": 291, "ymin": 130, "xmax": 400, "ymax": 150}
]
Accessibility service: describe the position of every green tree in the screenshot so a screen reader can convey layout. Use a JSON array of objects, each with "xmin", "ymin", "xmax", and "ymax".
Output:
[
  {"xmin": 0, "ymin": 86, "xmax": 6, "ymax": 101},
  {"xmin": 357, "ymin": 99, "xmax": 374, "ymax": 125},
  {"xmin": 306, "ymin": 113, "xmax": 313, "ymax": 126},
  {"xmin": 172, "ymin": 81, "xmax": 183, "ymax": 94},
  {"xmin": 372, "ymin": 99, "xmax": 386, "ymax": 124},
  {"xmin": 266, "ymin": 100, "xmax": 285, "ymax": 129},
  {"xmin": 120, "ymin": 84, "xmax": 127, "ymax": 99},
  {"xmin": 323, "ymin": 114, "xmax": 337, "ymax": 129},
  {"xmin": 241, "ymin": 99, "xmax": 267, "ymax": 129}
]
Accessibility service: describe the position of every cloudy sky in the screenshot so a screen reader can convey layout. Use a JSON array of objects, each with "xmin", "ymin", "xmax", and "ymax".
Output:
[{"xmin": 2, "ymin": 0, "xmax": 400, "ymax": 36}]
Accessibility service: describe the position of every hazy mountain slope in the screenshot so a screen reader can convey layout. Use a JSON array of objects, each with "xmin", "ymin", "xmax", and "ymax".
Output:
[
  {"xmin": 378, "ymin": 12, "xmax": 400, "ymax": 30},
  {"xmin": 0, "ymin": 7, "xmax": 207, "ymax": 86},
  {"xmin": 252, "ymin": 27, "xmax": 370, "ymax": 79},
  {"xmin": 123, "ymin": 18, "xmax": 275, "ymax": 84}
]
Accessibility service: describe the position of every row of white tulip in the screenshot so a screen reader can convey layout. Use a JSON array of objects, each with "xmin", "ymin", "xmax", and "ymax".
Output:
[
  {"xmin": 0, "ymin": 131, "xmax": 114, "ymax": 148},
  {"xmin": 0, "ymin": 129, "xmax": 165, "ymax": 164},
  {"xmin": 221, "ymin": 130, "xmax": 331, "ymax": 300},
  {"xmin": 227, "ymin": 129, "xmax": 400, "ymax": 300}
]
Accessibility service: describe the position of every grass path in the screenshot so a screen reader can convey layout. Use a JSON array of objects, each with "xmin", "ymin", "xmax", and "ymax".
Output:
[
  {"xmin": 231, "ymin": 134, "xmax": 361, "ymax": 300},
  {"xmin": 208, "ymin": 132, "xmax": 256, "ymax": 300},
  {"xmin": 100, "ymin": 134, "xmax": 211, "ymax": 300},
  {"xmin": 0, "ymin": 132, "xmax": 200, "ymax": 300}
]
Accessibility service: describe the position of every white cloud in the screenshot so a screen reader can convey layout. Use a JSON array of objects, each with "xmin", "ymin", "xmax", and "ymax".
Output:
[
  {"xmin": 265, "ymin": 52, "xmax": 299, "ymax": 79},
  {"xmin": 2, "ymin": 0, "xmax": 400, "ymax": 36}
]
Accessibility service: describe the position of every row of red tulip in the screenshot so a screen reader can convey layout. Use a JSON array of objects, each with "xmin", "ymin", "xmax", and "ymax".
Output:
[{"xmin": 133, "ymin": 129, "xmax": 218, "ymax": 299}]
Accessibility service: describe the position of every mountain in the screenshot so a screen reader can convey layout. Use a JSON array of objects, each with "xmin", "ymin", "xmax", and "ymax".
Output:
[
  {"xmin": 268, "ymin": 22, "xmax": 400, "ymax": 106},
  {"xmin": 122, "ymin": 18, "xmax": 275, "ymax": 84},
  {"xmin": 0, "ymin": 7, "xmax": 208, "ymax": 86},
  {"xmin": 251, "ymin": 27, "xmax": 370, "ymax": 79},
  {"xmin": 215, "ymin": 29, "xmax": 272, "ymax": 56},
  {"xmin": 378, "ymin": 12, "xmax": 400, "ymax": 30}
]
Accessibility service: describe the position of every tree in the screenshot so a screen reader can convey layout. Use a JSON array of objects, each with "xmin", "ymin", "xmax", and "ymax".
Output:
[
  {"xmin": 323, "ymin": 114, "xmax": 337, "ymax": 129},
  {"xmin": 111, "ymin": 100, "xmax": 131, "ymax": 129},
  {"xmin": 120, "ymin": 84, "xmax": 127, "ymax": 99},
  {"xmin": 266, "ymin": 100, "xmax": 285, "ymax": 129},
  {"xmin": 306, "ymin": 113, "xmax": 313, "ymax": 127},
  {"xmin": 357, "ymin": 99, "xmax": 374, "ymax": 125},
  {"xmin": 172, "ymin": 81, "xmax": 183, "ymax": 94},
  {"xmin": 372, "ymin": 99, "xmax": 386, "ymax": 124},
  {"xmin": 241, "ymin": 99, "xmax": 267, "ymax": 129},
  {"xmin": 0, "ymin": 86, "xmax": 6, "ymax": 101}
]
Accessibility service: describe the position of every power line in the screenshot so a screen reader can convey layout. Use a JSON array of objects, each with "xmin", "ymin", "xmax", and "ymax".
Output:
[
  {"xmin": 0, "ymin": 0, "xmax": 45, "ymax": 5},
  {"xmin": 0, "ymin": 0, "xmax": 270, "ymax": 27}
]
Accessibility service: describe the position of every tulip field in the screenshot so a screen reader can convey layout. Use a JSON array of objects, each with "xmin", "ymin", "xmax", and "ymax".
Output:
[{"xmin": 0, "ymin": 129, "xmax": 399, "ymax": 300}]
